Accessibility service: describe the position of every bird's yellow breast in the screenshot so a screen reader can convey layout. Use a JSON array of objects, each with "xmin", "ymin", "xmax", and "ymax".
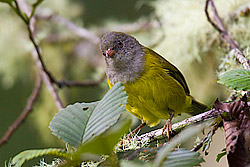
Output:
[{"xmin": 107, "ymin": 49, "xmax": 192, "ymax": 126}]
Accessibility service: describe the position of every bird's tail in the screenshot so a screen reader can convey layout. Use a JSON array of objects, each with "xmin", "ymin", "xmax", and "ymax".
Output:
[{"xmin": 190, "ymin": 99, "xmax": 208, "ymax": 115}]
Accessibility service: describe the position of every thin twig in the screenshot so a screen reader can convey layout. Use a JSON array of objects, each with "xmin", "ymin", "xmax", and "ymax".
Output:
[
  {"xmin": 32, "ymin": 50, "xmax": 64, "ymax": 110},
  {"xmin": 22, "ymin": 3, "xmax": 104, "ymax": 89},
  {"xmin": 233, "ymin": 49, "xmax": 250, "ymax": 71},
  {"xmin": 0, "ymin": 75, "xmax": 42, "ymax": 148},
  {"xmin": 18, "ymin": 0, "xmax": 56, "ymax": 84},
  {"xmin": 191, "ymin": 121, "xmax": 220, "ymax": 152},
  {"xmin": 11, "ymin": 0, "xmax": 106, "ymax": 110},
  {"xmin": 205, "ymin": 0, "xmax": 238, "ymax": 48},
  {"xmin": 13, "ymin": 0, "xmax": 28, "ymax": 24},
  {"xmin": 27, "ymin": 24, "xmax": 57, "ymax": 83},
  {"xmin": 35, "ymin": 9, "xmax": 100, "ymax": 44},
  {"xmin": 14, "ymin": 0, "xmax": 64, "ymax": 110},
  {"xmin": 52, "ymin": 15, "xmax": 100, "ymax": 44},
  {"xmin": 27, "ymin": 21, "xmax": 64, "ymax": 110},
  {"xmin": 205, "ymin": 0, "xmax": 250, "ymax": 70},
  {"xmin": 35, "ymin": 8, "xmax": 160, "ymax": 43},
  {"xmin": 55, "ymin": 73, "xmax": 106, "ymax": 88}
]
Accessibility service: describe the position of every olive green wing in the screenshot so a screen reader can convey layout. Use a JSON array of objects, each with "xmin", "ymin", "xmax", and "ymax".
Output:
[{"xmin": 147, "ymin": 48, "xmax": 190, "ymax": 95}]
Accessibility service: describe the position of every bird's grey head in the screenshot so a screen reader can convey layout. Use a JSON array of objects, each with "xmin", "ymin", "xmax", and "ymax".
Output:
[{"xmin": 99, "ymin": 31, "xmax": 145, "ymax": 83}]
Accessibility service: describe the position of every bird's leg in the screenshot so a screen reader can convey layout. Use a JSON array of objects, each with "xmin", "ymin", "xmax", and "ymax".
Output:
[
  {"xmin": 162, "ymin": 110, "xmax": 174, "ymax": 138},
  {"xmin": 126, "ymin": 122, "xmax": 146, "ymax": 139}
]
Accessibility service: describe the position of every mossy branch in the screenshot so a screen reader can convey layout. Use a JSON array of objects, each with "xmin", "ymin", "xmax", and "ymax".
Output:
[
  {"xmin": 119, "ymin": 109, "xmax": 219, "ymax": 150},
  {"xmin": 205, "ymin": 0, "xmax": 250, "ymax": 71}
]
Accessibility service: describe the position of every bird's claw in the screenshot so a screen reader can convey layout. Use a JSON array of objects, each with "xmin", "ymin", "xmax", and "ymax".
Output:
[{"xmin": 162, "ymin": 119, "xmax": 172, "ymax": 138}]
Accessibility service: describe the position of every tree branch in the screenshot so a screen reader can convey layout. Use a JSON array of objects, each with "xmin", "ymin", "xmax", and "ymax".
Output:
[
  {"xmin": 120, "ymin": 109, "xmax": 219, "ymax": 149},
  {"xmin": 55, "ymin": 73, "xmax": 106, "ymax": 88},
  {"xmin": 21, "ymin": 2, "xmax": 104, "ymax": 89},
  {"xmin": 10, "ymin": 0, "xmax": 108, "ymax": 111},
  {"xmin": 205, "ymin": 2, "xmax": 250, "ymax": 165},
  {"xmin": 0, "ymin": 74, "xmax": 42, "ymax": 148},
  {"xmin": 28, "ymin": 17, "xmax": 104, "ymax": 89},
  {"xmin": 32, "ymin": 50, "xmax": 64, "ymax": 110},
  {"xmin": 205, "ymin": 0, "xmax": 250, "ymax": 70},
  {"xmin": 35, "ymin": 8, "xmax": 100, "ymax": 44},
  {"xmin": 27, "ymin": 17, "xmax": 64, "ymax": 111},
  {"xmin": 12, "ymin": 0, "xmax": 64, "ymax": 110},
  {"xmin": 35, "ymin": 8, "xmax": 160, "ymax": 42}
]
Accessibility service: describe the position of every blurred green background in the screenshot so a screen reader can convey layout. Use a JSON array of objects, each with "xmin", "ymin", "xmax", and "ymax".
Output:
[{"xmin": 1, "ymin": 0, "xmax": 250, "ymax": 166}]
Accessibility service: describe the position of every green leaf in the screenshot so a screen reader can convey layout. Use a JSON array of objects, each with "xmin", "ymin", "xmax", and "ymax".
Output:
[
  {"xmin": 121, "ymin": 147, "xmax": 204, "ymax": 167},
  {"xmin": 163, "ymin": 149, "xmax": 204, "ymax": 167},
  {"xmin": 154, "ymin": 120, "xmax": 212, "ymax": 167},
  {"xmin": 216, "ymin": 148, "xmax": 226, "ymax": 162},
  {"xmin": 49, "ymin": 82, "xmax": 128, "ymax": 147},
  {"xmin": 218, "ymin": 69, "xmax": 250, "ymax": 91},
  {"xmin": 119, "ymin": 149, "xmax": 203, "ymax": 167},
  {"xmin": 82, "ymin": 82, "xmax": 128, "ymax": 142},
  {"xmin": 65, "ymin": 111, "xmax": 132, "ymax": 165},
  {"xmin": 77, "ymin": 111, "xmax": 131, "ymax": 155},
  {"xmin": 49, "ymin": 102, "xmax": 97, "ymax": 147},
  {"xmin": 10, "ymin": 148, "xmax": 70, "ymax": 167}
]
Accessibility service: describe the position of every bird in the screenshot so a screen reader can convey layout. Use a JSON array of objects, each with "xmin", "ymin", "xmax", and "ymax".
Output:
[{"xmin": 99, "ymin": 31, "xmax": 207, "ymax": 138}]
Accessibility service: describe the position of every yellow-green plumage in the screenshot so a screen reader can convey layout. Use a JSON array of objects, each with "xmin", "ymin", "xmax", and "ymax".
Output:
[
  {"xmin": 107, "ymin": 47, "xmax": 193, "ymax": 126},
  {"xmin": 101, "ymin": 31, "xmax": 207, "ymax": 128}
]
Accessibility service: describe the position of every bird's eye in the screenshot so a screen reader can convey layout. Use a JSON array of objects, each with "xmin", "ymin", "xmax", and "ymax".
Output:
[
  {"xmin": 102, "ymin": 52, "xmax": 106, "ymax": 56},
  {"xmin": 117, "ymin": 41, "xmax": 123, "ymax": 47}
]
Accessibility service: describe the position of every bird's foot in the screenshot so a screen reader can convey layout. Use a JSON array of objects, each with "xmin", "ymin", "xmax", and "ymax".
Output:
[
  {"xmin": 162, "ymin": 119, "xmax": 172, "ymax": 138},
  {"xmin": 162, "ymin": 110, "xmax": 174, "ymax": 138}
]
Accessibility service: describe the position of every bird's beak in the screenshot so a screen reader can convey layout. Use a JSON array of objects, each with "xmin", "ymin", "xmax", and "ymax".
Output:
[{"xmin": 106, "ymin": 48, "xmax": 115, "ymax": 57}]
